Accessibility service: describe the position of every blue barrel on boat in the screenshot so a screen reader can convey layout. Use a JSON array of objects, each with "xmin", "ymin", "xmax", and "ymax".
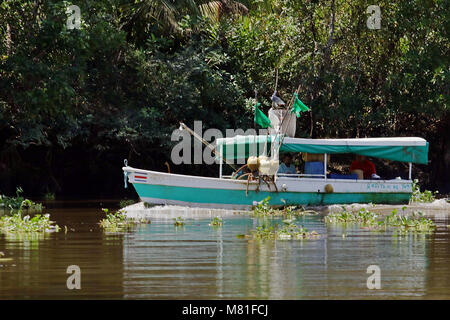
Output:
[{"xmin": 304, "ymin": 161, "xmax": 324, "ymax": 178}]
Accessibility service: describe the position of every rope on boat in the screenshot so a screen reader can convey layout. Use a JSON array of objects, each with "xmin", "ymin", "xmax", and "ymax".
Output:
[
  {"xmin": 124, "ymin": 172, "xmax": 128, "ymax": 189},
  {"xmin": 261, "ymin": 175, "xmax": 278, "ymax": 193}
]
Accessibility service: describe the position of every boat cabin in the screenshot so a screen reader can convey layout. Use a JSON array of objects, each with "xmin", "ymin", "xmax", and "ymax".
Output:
[{"xmin": 215, "ymin": 135, "xmax": 429, "ymax": 182}]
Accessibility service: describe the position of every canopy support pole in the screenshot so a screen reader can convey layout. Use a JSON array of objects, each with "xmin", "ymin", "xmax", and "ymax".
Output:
[
  {"xmin": 324, "ymin": 153, "xmax": 327, "ymax": 180},
  {"xmin": 219, "ymin": 144, "xmax": 223, "ymax": 179},
  {"xmin": 408, "ymin": 162, "xmax": 412, "ymax": 180}
]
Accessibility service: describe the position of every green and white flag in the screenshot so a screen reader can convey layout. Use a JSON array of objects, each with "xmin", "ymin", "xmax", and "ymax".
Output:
[
  {"xmin": 254, "ymin": 103, "xmax": 272, "ymax": 128},
  {"xmin": 291, "ymin": 93, "xmax": 310, "ymax": 117}
]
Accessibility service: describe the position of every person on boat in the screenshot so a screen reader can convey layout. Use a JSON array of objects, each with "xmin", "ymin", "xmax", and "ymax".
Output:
[
  {"xmin": 277, "ymin": 154, "xmax": 297, "ymax": 175},
  {"xmin": 350, "ymin": 155, "xmax": 380, "ymax": 179}
]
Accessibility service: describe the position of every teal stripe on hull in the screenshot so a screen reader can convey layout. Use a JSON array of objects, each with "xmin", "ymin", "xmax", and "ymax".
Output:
[{"xmin": 133, "ymin": 183, "xmax": 411, "ymax": 206}]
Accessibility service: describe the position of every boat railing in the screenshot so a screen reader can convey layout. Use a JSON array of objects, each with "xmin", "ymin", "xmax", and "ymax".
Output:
[
  {"xmin": 221, "ymin": 173, "xmax": 327, "ymax": 179},
  {"xmin": 276, "ymin": 173, "xmax": 326, "ymax": 178},
  {"xmin": 221, "ymin": 174, "xmax": 411, "ymax": 182}
]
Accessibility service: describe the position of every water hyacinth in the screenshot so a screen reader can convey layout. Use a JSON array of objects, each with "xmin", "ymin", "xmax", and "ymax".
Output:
[
  {"xmin": 99, "ymin": 208, "xmax": 150, "ymax": 232},
  {"xmin": 250, "ymin": 220, "xmax": 319, "ymax": 240},
  {"xmin": 325, "ymin": 207, "xmax": 378, "ymax": 224},
  {"xmin": 0, "ymin": 190, "xmax": 58, "ymax": 236},
  {"xmin": 410, "ymin": 179, "xmax": 438, "ymax": 203},
  {"xmin": 381, "ymin": 209, "xmax": 435, "ymax": 232},
  {"xmin": 209, "ymin": 216, "xmax": 223, "ymax": 227},
  {"xmin": 173, "ymin": 216, "xmax": 185, "ymax": 227},
  {"xmin": 252, "ymin": 197, "xmax": 318, "ymax": 217},
  {"xmin": 0, "ymin": 213, "xmax": 59, "ymax": 233},
  {"xmin": 325, "ymin": 207, "xmax": 435, "ymax": 233}
]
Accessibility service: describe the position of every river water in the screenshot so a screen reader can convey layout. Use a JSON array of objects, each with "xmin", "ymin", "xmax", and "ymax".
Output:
[{"xmin": 0, "ymin": 200, "xmax": 449, "ymax": 299}]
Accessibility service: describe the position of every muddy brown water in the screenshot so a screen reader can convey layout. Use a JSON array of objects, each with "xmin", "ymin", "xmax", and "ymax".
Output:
[{"xmin": 0, "ymin": 201, "xmax": 449, "ymax": 299}]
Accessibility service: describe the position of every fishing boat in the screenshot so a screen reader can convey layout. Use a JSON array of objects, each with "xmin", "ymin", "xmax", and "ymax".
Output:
[{"xmin": 122, "ymin": 134, "xmax": 429, "ymax": 210}]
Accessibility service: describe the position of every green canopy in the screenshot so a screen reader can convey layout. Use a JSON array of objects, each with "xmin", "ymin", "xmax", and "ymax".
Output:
[
  {"xmin": 216, "ymin": 135, "xmax": 273, "ymax": 161},
  {"xmin": 216, "ymin": 135, "xmax": 429, "ymax": 164}
]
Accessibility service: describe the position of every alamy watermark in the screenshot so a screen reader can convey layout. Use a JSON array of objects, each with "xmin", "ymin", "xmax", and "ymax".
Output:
[
  {"xmin": 66, "ymin": 265, "xmax": 81, "ymax": 290},
  {"xmin": 66, "ymin": 5, "xmax": 81, "ymax": 30},
  {"xmin": 366, "ymin": 265, "xmax": 381, "ymax": 289},
  {"xmin": 171, "ymin": 121, "xmax": 270, "ymax": 165},
  {"xmin": 367, "ymin": 5, "xmax": 381, "ymax": 30}
]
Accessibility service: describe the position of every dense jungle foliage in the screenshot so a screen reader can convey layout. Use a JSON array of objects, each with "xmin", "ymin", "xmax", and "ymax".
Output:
[{"xmin": 0, "ymin": 0, "xmax": 449, "ymax": 198}]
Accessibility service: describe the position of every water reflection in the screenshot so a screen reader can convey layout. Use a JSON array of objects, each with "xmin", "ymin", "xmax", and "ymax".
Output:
[
  {"xmin": 0, "ymin": 222, "xmax": 126, "ymax": 299},
  {"xmin": 425, "ymin": 216, "xmax": 450, "ymax": 299},
  {"xmin": 0, "ymin": 206, "xmax": 449, "ymax": 299},
  {"xmin": 119, "ymin": 215, "xmax": 441, "ymax": 299}
]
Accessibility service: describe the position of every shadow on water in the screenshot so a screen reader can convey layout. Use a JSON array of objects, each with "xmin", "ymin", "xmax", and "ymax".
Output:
[{"xmin": 0, "ymin": 201, "xmax": 449, "ymax": 299}]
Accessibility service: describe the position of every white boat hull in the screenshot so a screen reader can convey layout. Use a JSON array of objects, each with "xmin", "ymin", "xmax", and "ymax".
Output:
[{"xmin": 123, "ymin": 167, "xmax": 413, "ymax": 210}]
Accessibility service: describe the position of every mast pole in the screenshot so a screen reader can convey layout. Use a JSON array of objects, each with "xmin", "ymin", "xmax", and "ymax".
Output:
[{"xmin": 253, "ymin": 90, "xmax": 257, "ymax": 158}]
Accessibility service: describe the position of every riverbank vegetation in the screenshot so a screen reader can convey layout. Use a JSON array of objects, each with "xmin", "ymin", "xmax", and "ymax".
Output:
[
  {"xmin": 325, "ymin": 207, "xmax": 436, "ymax": 232},
  {"xmin": 0, "ymin": 187, "xmax": 43, "ymax": 214},
  {"xmin": 0, "ymin": 1, "xmax": 448, "ymax": 198}
]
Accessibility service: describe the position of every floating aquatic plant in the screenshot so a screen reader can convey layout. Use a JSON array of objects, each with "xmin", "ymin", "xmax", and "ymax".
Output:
[
  {"xmin": 380, "ymin": 209, "xmax": 435, "ymax": 232},
  {"xmin": 325, "ymin": 207, "xmax": 435, "ymax": 233},
  {"xmin": 0, "ymin": 190, "xmax": 57, "ymax": 236},
  {"xmin": 252, "ymin": 197, "xmax": 275, "ymax": 215},
  {"xmin": 173, "ymin": 216, "xmax": 185, "ymax": 227},
  {"xmin": 410, "ymin": 179, "xmax": 438, "ymax": 203},
  {"xmin": 253, "ymin": 222, "xmax": 319, "ymax": 240},
  {"xmin": 209, "ymin": 216, "xmax": 223, "ymax": 227},
  {"xmin": 0, "ymin": 213, "xmax": 60, "ymax": 234},
  {"xmin": 251, "ymin": 196, "xmax": 318, "ymax": 217},
  {"xmin": 325, "ymin": 207, "xmax": 378, "ymax": 225},
  {"xmin": 99, "ymin": 208, "xmax": 150, "ymax": 232},
  {"xmin": 247, "ymin": 219, "xmax": 319, "ymax": 240}
]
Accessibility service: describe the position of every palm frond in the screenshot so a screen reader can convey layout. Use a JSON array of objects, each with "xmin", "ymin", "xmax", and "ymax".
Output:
[{"xmin": 199, "ymin": 0, "xmax": 248, "ymax": 22}]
